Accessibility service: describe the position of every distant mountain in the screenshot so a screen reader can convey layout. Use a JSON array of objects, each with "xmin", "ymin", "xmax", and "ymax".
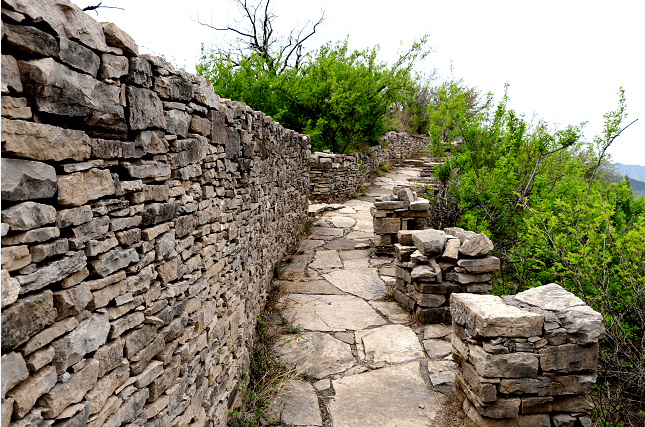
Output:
[{"xmin": 614, "ymin": 163, "xmax": 645, "ymax": 181}]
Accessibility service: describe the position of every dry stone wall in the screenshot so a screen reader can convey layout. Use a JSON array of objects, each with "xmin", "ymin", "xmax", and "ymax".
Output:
[
  {"xmin": 0, "ymin": 2, "xmax": 310, "ymax": 427},
  {"xmin": 309, "ymin": 131, "xmax": 428, "ymax": 201},
  {"xmin": 451, "ymin": 284, "xmax": 604, "ymax": 426}
]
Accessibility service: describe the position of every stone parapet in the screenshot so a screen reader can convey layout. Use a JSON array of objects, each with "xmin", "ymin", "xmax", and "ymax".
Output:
[
  {"xmin": 1, "ymin": 1, "xmax": 309, "ymax": 426},
  {"xmin": 450, "ymin": 284, "xmax": 604, "ymax": 426},
  {"xmin": 391, "ymin": 226, "xmax": 500, "ymax": 324}
]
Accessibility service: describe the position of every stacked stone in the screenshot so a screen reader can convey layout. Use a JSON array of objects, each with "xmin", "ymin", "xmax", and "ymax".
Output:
[
  {"xmin": 392, "ymin": 227, "xmax": 500, "ymax": 324},
  {"xmin": 371, "ymin": 188, "xmax": 431, "ymax": 254},
  {"xmin": 1, "ymin": 1, "xmax": 309, "ymax": 427},
  {"xmin": 450, "ymin": 284, "xmax": 604, "ymax": 427},
  {"xmin": 309, "ymin": 132, "xmax": 429, "ymax": 202}
]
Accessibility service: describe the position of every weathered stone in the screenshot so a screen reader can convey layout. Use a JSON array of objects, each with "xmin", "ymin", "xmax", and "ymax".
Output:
[
  {"xmin": 1, "ymin": 290, "xmax": 57, "ymax": 351},
  {"xmin": 1, "ymin": 245, "xmax": 31, "ymax": 271},
  {"xmin": 164, "ymin": 109, "xmax": 190, "ymax": 137},
  {"xmin": 53, "ymin": 284, "xmax": 92, "ymax": 319},
  {"xmin": 51, "ymin": 311, "xmax": 110, "ymax": 373},
  {"xmin": 373, "ymin": 217, "xmax": 400, "ymax": 234},
  {"xmin": 155, "ymin": 230, "xmax": 177, "ymax": 261},
  {"xmin": 413, "ymin": 291, "xmax": 446, "ymax": 308},
  {"xmin": 409, "ymin": 199, "xmax": 430, "ymax": 211},
  {"xmin": 458, "ymin": 255, "xmax": 500, "ymax": 273},
  {"xmin": 411, "ymin": 263, "xmax": 441, "ymax": 282},
  {"xmin": 7, "ymin": 365, "xmax": 57, "ymax": 418},
  {"xmin": 329, "ymin": 362, "xmax": 440, "ymax": 427},
  {"xmin": 90, "ymin": 247, "xmax": 139, "ymax": 277},
  {"xmin": 84, "ymin": 361, "xmax": 129, "ymax": 414},
  {"xmin": 98, "ymin": 53, "xmax": 128, "ymax": 79},
  {"xmin": 127, "ymin": 86, "xmax": 166, "ymax": 130},
  {"xmin": 134, "ymin": 360, "xmax": 163, "ymax": 388},
  {"xmin": 26, "ymin": 345, "xmax": 55, "ymax": 371},
  {"xmin": 136, "ymin": 130, "xmax": 168, "ymax": 154},
  {"xmin": 30, "ymin": 238, "xmax": 69, "ymax": 263},
  {"xmin": 1, "ymin": 96, "xmax": 32, "ymax": 118},
  {"xmin": 103, "ymin": 388, "xmax": 148, "ymax": 426},
  {"xmin": 2, "ymin": 226, "xmax": 59, "ymax": 246},
  {"xmin": 57, "ymin": 168, "xmax": 116, "ymax": 207},
  {"xmin": 7, "ymin": 407, "xmax": 44, "ymax": 427},
  {"xmin": 101, "ymin": 22, "xmax": 138, "ymax": 55},
  {"xmin": 269, "ymin": 380, "xmax": 322, "ymax": 426},
  {"xmin": 1, "ymin": 269, "xmax": 20, "ymax": 308},
  {"xmin": 2, "ymin": 55, "xmax": 23, "ymax": 94},
  {"xmin": 39, "ymin": 358, "xmax": 99, "ymax": 418},
  {"xmin": 189, "ymin": 115, "xmax": 211, "ymax": 136},
  {"xmin": 460, "ymin": 361, "xmax": 498, "ymax": 402},
  {"xmin": 469, "ymin": 344, "xmax": 539, "ymax": 378},
  {"xmin": 1, "ymin": 158, "xmax": 57, "ymax": 201},
  {"xmin": 85, "ymin": 237, "xmax": 118, "ymax": 257},
  {"xmin": 11, "ymin": 0, "xmax": 108, "ymax": 52},
  {"xmin": 2, "ymin": 23, "xmax": 58, "ymax": 57},
  {"xmin": 56, "ymin": 206, "xmax": 93, "ymax": 229},
  {"xmin": 1, "ymin": 352, "xmax": 29, "ymax": 399},
  {"xmin": 16, "ymin": 251, "xmax": 87, "ymax": 294},
  {"xmin": 308, "ymin": 249, "xmax": 343, "ymax": 270},
  {"xmin": 193, "ymin": 75, "xmax": 218, "ymax": 107},
  {"xmin": 459, "ymin": 233, "xmax": 494, "ymax": 257},
  {"xmin": 52, "ymin": 402, "xmax": 90, "ymax": 427},
  {"xmin": 1, "ymin": 201, "xmax": 56, "ymax": 232},
  {"xmin": 323, "ymin": 268, "xmax": 386, "ymax": 300},
  {"xmin": 59, "ymin": 37, "xmax": 100, "ymax": 76},
  {"xmin": 357, "ymin": 325, "xmax": 425, "ymax": 364},
  {"xmin": 129, "ymin": 334, "xmax": 164, "ymax": 375},
  {"xmin": 411, "ymin": 229, "xmax": 446, "ymax": 256},
  {"xmin": 539, "ymin": 343, "xmax": 598, "ymax": 373},
  {"xmin": 94, "ymin": 338, "xmax": 124, "ymax": 377},
  {"xmin": 1, "ymin": 398, "xmax": 12, "ymax": 427},
  {"xmin": 22, "ymin": 317, "xmax": 78, "ymax": 356},
  {"xmin": 451, "ymin": 293, "xmax": 544, "ymax": 338},
  {"xmin": 424, "ymin": 324, "xmax": 452, "ymax": 340}
]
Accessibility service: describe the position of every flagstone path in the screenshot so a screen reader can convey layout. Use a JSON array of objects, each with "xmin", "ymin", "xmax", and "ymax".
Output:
[{"xmin": 268, "ymin": 162, "xmax": 458, "ymax": 427}]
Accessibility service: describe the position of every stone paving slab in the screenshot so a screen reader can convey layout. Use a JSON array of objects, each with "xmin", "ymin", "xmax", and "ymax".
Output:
[
  {"xmin": 276, "ymin": 332, "xmax": 356, "ymax": 380},
  {"xmin": 287, "ymin": 279, "xmax": 346, "ymax": 295},
  {"xmin": 327, "ymin": 216, "xmax": 356, "ymax": 228},
  {"xmin": 356, "ymin": 324, "xmax": 426, "ymax": 364},
  {"xmin": 268, "ymin": 379, "xmax": 322, "ymax": 426},
  {"xmin": 300, "ymin": 239, "xmax": 325, "ymax": 253},
  {"xmin": 309, "ymin": 227, "xmax": 344, "ymax": 239},
  {"xmin": 322, "ymin": 238, "xmax": 360, "ymax": 251},
  {"xmin": 308, "ymin": 250, "xmax": 343, "ymax": 270},
  {"xmin": 328, "ymin": 361, "xmax": 440, "ymax": 427},
  {"xmin": 281, "ymin": 294, "xmax": 387, "ymax": 332},
  {"xmin": 341, "ymin": 258, "xmax": 370, "ymax": 269},
  {"xmin": 323, "ymin": 268, "xmax": 386, "ymax": 300},
  {"xmin": 368, "ymin": 300, "xmax": 411, "ymax": 324}
]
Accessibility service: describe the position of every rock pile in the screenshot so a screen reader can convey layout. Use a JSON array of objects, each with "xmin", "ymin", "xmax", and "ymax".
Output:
[
  {"xmin": 392, "ymin": 227, "xmax": 500, "ymax": 323},
  {"xmin": 1, "ymin": 1, "xmax": 309, "ymax": 426},
  {"xmin": 451, "ymin": 284, "xmax": 604, "ymax": 426},
  {"xmin": 371, "ymin": 188, "xmax": 431, "ymax": 254}
]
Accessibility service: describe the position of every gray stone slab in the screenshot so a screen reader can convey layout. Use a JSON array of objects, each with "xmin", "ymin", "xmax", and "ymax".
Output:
[
  {"xmin": 309, "ymin": 227, "xmax": 344, "ymax": 239},
  {"xmin": 323, "ymin": 268, "xmax": 386, "ymax": 300},
  {"xmin": 281, "ymin": 294, "xmax": 387, "ymax": 332},
  {"xmin": 322, "ymin": 238, "xmax": 360, "ymax": 251},
  {"xmin": 276, "ymin": 332, "xmax": 356, "ymax": 379},
  {"xmin": 328, "ymin": 216, "xmax": 356, "ymax": 228},
  {"xmin": 269, "ymin": 379, "xmax": 322, "ymax": 426},
  {"xmin": 356, "ymin": 325, "xmax": 425, "ymax": 364},
  {"xmin": 423, "ymin": 324, "xmax": 452, "ymax": 340},
  {"xmin": 338, "ymin": 250, "xmax": 370, "ymax": 260},
  {"xmin": 344, "ymin": 230, "xmax": 374, "ymax": 240},
  {"xmin": 287, "ymin": 280, "xmax": 345, "ymax": 295},
  {"xmin": 329, "ymin": 361, "xmax": 440, "ymax": 427},
  {"xmin": 423, "ymin": 339, "xmax": 452, "ymax": 359},
  {"xmin": 308, "ymin": 250, "xmax": 343, "ymax": 270},
  {"xmin": 368, "ymin": 301, "xmax": 411, "ymax": 324},
  {"xmin": 300, "ymin": 239, "xmax": 325, "ymax": 253},
  {"xmin": 342, "ymin": 258, "xmax": 369, "ymax": 269}
]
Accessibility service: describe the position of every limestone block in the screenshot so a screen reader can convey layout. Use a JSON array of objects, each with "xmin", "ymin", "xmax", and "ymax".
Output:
[
  {"xmin": 59, "ymin": 37, "xmax": 100, "ymax": 76},
  {"xmin": 127, "ymin": 86, "xmax": 166, "ymax": 130},
  {"xmin": 1, "ymin": 158, "xmax": 57, "ymax": 201},
  {"xmin": 374, "ymin": 217, "xmax": 400, "ymax": 234},
  {"xmin": 123, "ymin": 161, "xmax": 171, "ymax": 180},
  {"xmin": 463, "ymin": 398, "xmax": 550, "ymax": 427},
  {"xmin": 22, "ymin": 318, "xmax": 78, "ymax": 356},
  {"xmin": 16, "ymin": 251, "xmax": 86, "ymax": 294},
  {"xmin": 409, "ymin": 199, "xmax": 430, "ymax": 211},
  {"xmin": 53, "ymin": 283, "xmax": 92, "ymax": 319},
  {"xmin": 1, "ymin": 398, "xmax": 12, "ymax": 427},
  {"xmin": 393, "ymin": 243, "xmax": 416, "ymax": 262},
  {"xmin": 374, "ymin": 201, "xmax": 405, "ymax": 209},
  {"xmin": 0, "ymin": 96, "xmax": 32, "ymax": 119},
  {"xmin": 411, "ymin": 229, "xmax": 446, "ymax": 256},
  {"xmin": 2, "ymin": 23, "xmax": 59, "ymax": 57},
  {"xmin": 412, "ymin": 291, "xmax": 446, "ymax": 308},
  {"xmin": 458, "ymin": 373, "xmax": 520, "ymax": 418},
  {"xmin": 136, "ymin": 130, "xmax": 168, "ymax": 154},
  {"xmin": 39, "ymin": 358, "xmax": 99, "ymax": 418},
  {"xmin": 469, "ymin": 344, "xmax": 539, "ymax": 379},
  {"xmin": 6, "ymin": 365, "xmax": 57, "ymax": 418},
  {"xmin": 98, "ymin": 53, "xmax": 128, "ymax": 79},
  {"xmin": 30, "ymin": 237, "xmax": 68, "ymax": 262},
  {"xmin": 94, "ymin": 338, "xmax": 124, "ymax": 377},
  {"xmin": 101, "ymin": 22, "xmax": 138, "ymax": 55},
  {"xmin": 539, "ymin": 343, "xmax": 598, "ymax": 373},
  {"xmin": 56, "ymin": 206, "xmax": 93, "ymax": 229},
  {"xmin": 57, "ymin": 168, "xmax": 115, "ymax": 206},
  {"xmin": 26, "ymin": 346, "xmax": 55, "ymax": 372},
  {"xmin": 1, "ymin": 352, "xmax": 29, "ymax": 399},
  {"xmin": 1, "ymin": 290, "xmax": 57, "ymax": 351},
  {"xmin": 1, "ymin": 245, "xmax": 31, "ymax": 271},
  {"xmin": 451, "ymin": 293, "xmax": 544, "ymax": 338},
  {"xmin": 2, "ymin": 55, "xmax": 23, "ymax": 94},
  {"xmin": 441, "ymin": 237, "xmax": 460, "ymax": 261},
  {"xmin": 444, "ymin": 227, "xmax": 478, "ymax": 243},
  {"xmin": 84, "ymin": 361, "xmax": 129, "ymax": 414},
  {"xmin": 458, "ymin": 255, "xmax": 501, "ymax": 273},
  {"xmin": 69, "ymin": 216, "xmax": 109, "ymax": 244},
  {"xmin": 11, "ymin": 0, "xmax": 108, "ymax": 52},
  {"xmin": 164, "ymin": 109, "xmax": 190, "ymax": 137},
  {"xmin": 193, "ymin": 75, "xmax": 218, "ymax": 108},
  {"xmin": 459, "ymin": 233, "xmax": 494, "ymax": 257},
  {"xmin": 103, "ymin": 388, "xmax": 148, "ymax": 426},
  {"xmin": 1, "ymin": 201, "xmax": 56, "ymax": 232},
  {"xmin": 445, "ymin": 271, "xmax": 495, "ymax": 284},
  {"xmin": 1, "ymin": 269, "xmax": 20, "ymax": 308},
  {"xmin": 90, "ymin": 247, "xmax": 139, "ymax": 277},
  {"xmin": 51, "ymin": 311, "xmax": 110, "ymax": 373},
  {"xmin": 190, "ymin": 116, "xmax": 211, "ymax": 136},
  {"xmin": 127, "ymin": 57, "xmax": 152, "ymax": 87}
]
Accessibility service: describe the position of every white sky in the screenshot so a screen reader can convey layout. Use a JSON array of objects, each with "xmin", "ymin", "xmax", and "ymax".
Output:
[{"xmin": 76, "ymin": 0, "xmax": 645, "ymax": 166}]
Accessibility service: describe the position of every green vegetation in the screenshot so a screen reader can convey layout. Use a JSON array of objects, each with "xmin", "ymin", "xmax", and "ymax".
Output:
[{"xmin": 426, "ymin": 83, "xmax": 644, "ymax": 425}]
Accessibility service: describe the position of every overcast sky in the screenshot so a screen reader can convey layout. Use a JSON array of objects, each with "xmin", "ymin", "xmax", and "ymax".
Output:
[{"xmin": 76, "ymin": 0, "xmax": 645, "ymax": 166}]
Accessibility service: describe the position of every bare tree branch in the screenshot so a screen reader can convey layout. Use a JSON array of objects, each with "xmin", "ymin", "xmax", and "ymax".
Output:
[{"xmin": 82, "ymin": 1, "xmax": 124, "ymax": 14}]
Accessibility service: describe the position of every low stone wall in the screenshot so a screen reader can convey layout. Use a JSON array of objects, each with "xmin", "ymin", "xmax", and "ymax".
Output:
[
  {"xmin": 451, "ymin": 284, "xmax": 604, "ymax": 426},
  {"xmin": 309, "ymin": 131, "xmax": 429, "ymax": 201},
  {"xmin": 1, "ymin": 2, "xmax": 309, "ymax": 427},
  {"xmin": 392, "ymin": 225, "xmax": 500, "ymax": 323}
]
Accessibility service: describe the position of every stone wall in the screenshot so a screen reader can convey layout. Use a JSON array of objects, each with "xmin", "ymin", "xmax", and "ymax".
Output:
[
  {"xmin": 451, "ymin": 284, "xmax": 604, "ymax": 426},
  {"xmin": 309, "ymin": 131, "xmax": 429, "ymax": 201},
  {"xmin": 0, "ymin": 2, "xmax": 310, "ymax": 427}
]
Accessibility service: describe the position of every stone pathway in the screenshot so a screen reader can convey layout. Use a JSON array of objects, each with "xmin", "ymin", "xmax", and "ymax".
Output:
[{"xmin": 270, "ymin": 162, "xmax": 457, "ymax": 426}]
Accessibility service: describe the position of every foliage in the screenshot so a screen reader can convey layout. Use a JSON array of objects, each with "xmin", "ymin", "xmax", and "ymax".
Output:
[
  {"xmin": 198, "ymin": 36, "xmax": 429, "ymax": 153},
  {"xmin": 428, "ymin": 84, "xmax": 644, "ymax": 424}
]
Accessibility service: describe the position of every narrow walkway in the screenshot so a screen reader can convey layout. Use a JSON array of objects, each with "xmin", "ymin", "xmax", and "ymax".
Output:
[{"xmin": 269, "ymin": 161, "xmax": 458, "ymax": 427}]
